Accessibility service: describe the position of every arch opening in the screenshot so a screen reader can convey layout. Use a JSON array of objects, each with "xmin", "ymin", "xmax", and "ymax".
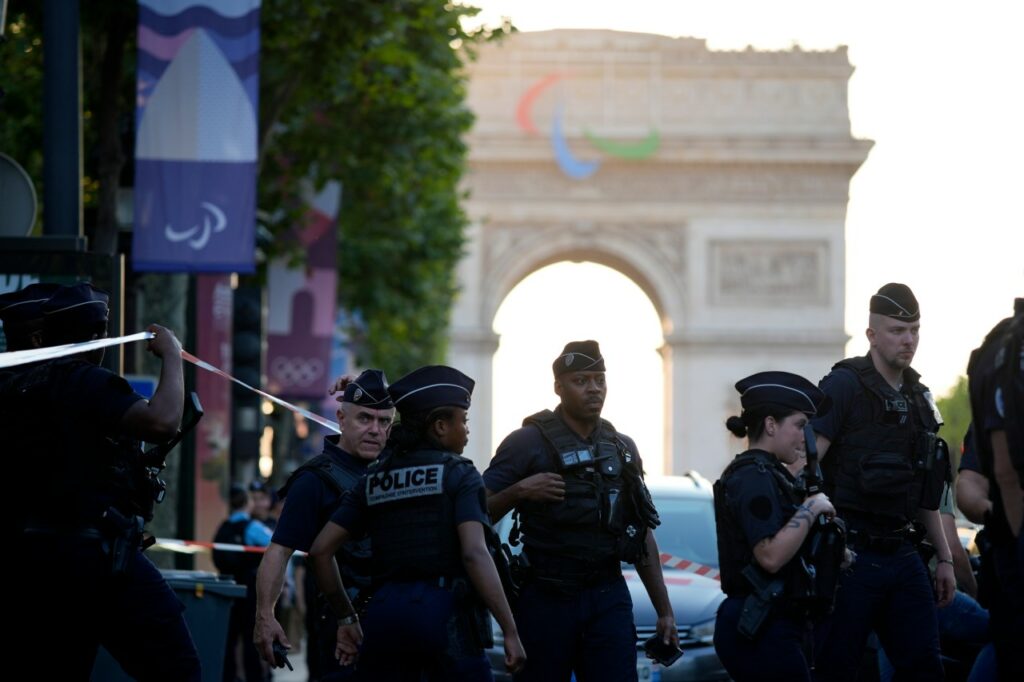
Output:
[{"xmin": 491, "ymin": 261, "xmax": 666, "ymax": 472}]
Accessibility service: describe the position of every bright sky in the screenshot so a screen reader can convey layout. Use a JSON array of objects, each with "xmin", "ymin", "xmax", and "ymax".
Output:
[{"xmin": 474, "ymin": 0, "xmax": 1024, "ymax": 468}]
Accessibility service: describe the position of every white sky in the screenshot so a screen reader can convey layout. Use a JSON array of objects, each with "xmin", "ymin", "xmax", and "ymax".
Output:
[{"xmin": 474, "ymin": 0, "xmax": 1024, "ymax": 469}]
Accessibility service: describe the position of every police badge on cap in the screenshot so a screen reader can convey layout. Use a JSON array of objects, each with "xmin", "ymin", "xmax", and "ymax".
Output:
[
  {"xmin": 340, "ymin": 369, "xmax": 394, "ymax": 409},
  {"xmin": 870, "ymin": 283, "xmax": 920, "ymax": 322},
  {"xmin": 553, "ymin": 340, "xmax": 606, "ymax": 377}
]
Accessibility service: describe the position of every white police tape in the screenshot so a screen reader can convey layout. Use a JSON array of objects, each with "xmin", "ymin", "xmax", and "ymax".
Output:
[
  {"xmin": 0, "ymin": 330, "xmax": 341, "ymax": 433},
  {"xmin": 0, "ymin": 331, "xmax": 156, "ymax": 368}
]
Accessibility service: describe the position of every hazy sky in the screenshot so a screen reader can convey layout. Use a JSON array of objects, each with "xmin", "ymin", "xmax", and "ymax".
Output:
[{"xmin": 474, "ymin": 1, "xmax": 1023, "ymax": 466}]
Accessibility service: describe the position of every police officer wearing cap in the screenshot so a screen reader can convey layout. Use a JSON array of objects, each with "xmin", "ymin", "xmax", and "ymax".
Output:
[
  {"xmin": 964, "ymin": 299, "xmax": 1024, "ymax": 679},
  {"xmin": 713, "ymin": 372, "xmax": 836, "ymax": 681},
  {"xmin": 3, "ymin": 282, "xmax": 200, "ymax": 680},
  {"xmin": 483, "ymin": 340, "xmax": 677, "ymax": 681},
  {"xmin": 811, "ymin": 283, "xmax": 953, "ymax": 681},
  {"xmin": 255, "ymin": 369, "xmax": 395, "ymax": 680},
  {"xmin": 309, "ymin": 365, "xmax": 526, "ymax": 680}
]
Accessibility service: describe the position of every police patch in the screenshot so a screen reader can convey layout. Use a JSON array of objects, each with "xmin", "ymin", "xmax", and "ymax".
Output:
[
  {"xmin": 565, "ymin": 354, "xmax": 574, "ymax": 367},
  {"xmin": 366, "ymin": 464, "xmax": 444, "ymax": 506},
  {"xmin": 353, "ymin": 388, "xmax": 363, "ymax": 401}
]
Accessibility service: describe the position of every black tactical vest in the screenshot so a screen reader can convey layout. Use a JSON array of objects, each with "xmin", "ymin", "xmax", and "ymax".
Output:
[
  {"xmin": 967, "ymin": 307, "xmax": 1024, "ymax": 488},
  {"xmin": 2, "ymin": 358, "xmax": 145, "ymax": 529},
  {"xmin": 517, "ymin": 410, "xmax": 636, "ymax": 563},
  {"xmin": 364, "ymin": 449, "xmax": 468, "ymax": 584},
  {"xmin": 280, "ymin": 449, "xmax": 373, "ymax": 589},
  {"xmin": 714, "ymin": 451, "xmax": 804, "ymax": 596},
  {"xmin": 824, "ymin": 356, "xmax": 940, "ymax": 523}
]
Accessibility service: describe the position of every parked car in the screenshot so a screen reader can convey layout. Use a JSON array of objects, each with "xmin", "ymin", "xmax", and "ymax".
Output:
[{"xmin": 487, "ymin": 472, "xmax": 730, "ymax": 681}]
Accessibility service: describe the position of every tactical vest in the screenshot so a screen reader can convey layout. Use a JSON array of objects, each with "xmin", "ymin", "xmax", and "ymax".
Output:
[
  {"xmin": 517, "ymin": 410, "xmax": 640, "ymax": 563},
  {"xmin": 714, "ymin": 451, "xmax": 804, "ymax": 596},
  {"xmin": 1, "ymin": 358, "xmax": 147, "ymax": 529},
  {"xmin": 967, "ymin": 307, "xmax": 1024, "ymax": 488},
  {"xmin": 364, "ymin": 449, "xmax": 468, "ymax": 584},
  {"xmin": 280, "ymin": 449, "xmax": 373, "ymax": 589},
  {"xmin": 823, "ymin": 356, "xmax": 940, "ymax": 522}
]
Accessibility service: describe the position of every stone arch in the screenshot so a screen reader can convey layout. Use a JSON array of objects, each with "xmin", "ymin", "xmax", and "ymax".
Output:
[{"xmin": 449, "ymin": 29, "xmax": 868, "ymax": 477}]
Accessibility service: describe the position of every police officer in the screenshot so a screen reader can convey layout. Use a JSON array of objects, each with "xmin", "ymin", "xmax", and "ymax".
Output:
[
  {"xmin": 308, "ymin": 365, "xmax": 526, "ymax": 680},
  {"xmin": 811, "ymin": 283, "xmax": 954, "ymax": 681},
  {"xmin": 713, "ymin": 371, "xmax": 835, "ymax": 681},
  {"xmin": 254, "ymin": 369, "xmax": 394, "ymax": 680},
  {"xmin": 483, "ymin": 340, "xmax": 677, "ymax": 681},
  {"xmin": 4, "ymin": 282, "xmax": 201, "ymax": 680},
  {"xmin": 965, "ymin": 299, "xmax": 1024, "ymax": 679}
]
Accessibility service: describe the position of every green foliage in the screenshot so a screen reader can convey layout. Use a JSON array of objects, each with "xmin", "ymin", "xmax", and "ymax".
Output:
[
  {"xmin": 258, "ymin": 1, "xmax": 505, "ymax": 375},
  {"xmin": 0, "ymin": 5, "xmax": 44, "ymax": 229},
  {"xmin": 937, "ymin": 375, "xmax": 971, "ymax": 469}
]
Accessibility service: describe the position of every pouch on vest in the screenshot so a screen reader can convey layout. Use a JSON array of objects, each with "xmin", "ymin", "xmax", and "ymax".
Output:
[
  {"xmin": 919, "ymin": 437, "xmax": 950, "ymax": 511},
  {"xmin": 856, "ymin": 452, "xmax": 915, "ymax": 498}
]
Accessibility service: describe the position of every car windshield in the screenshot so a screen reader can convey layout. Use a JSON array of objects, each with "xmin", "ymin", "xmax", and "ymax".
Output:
[{"xmin": 649, "ymin": 495, "xmax": 719, "ymax": 569}]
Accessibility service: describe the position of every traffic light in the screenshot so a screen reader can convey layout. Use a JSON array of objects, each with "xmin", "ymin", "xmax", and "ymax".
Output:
[{"xmin": 231, "ymin": 282, "xmax": 263, "ymax": 465}]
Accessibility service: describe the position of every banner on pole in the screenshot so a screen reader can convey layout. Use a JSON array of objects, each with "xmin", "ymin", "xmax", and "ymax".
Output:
[{"xmin": 133, "ymin": 0, "xmax": 261, "ymax": 273}]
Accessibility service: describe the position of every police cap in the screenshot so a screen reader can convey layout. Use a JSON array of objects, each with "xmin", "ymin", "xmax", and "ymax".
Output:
[
  {"xmin": 388, "ymin": 365, "xmax": 474, "ymax": 418},
  {"xmin": 42, "ymin": 282, "xmax": 110, "ymax": 333},
  {"xmin": 0, "ymin": 283, "xmax": 62, "ymax": 327},
  {"xmin": 553, "ymin": 340, "xmax": 605, "ymax": 377},
  {"xmin": 735, "ymin": 371, "xmax": 831, "ymax": 417},
  {"xmin": 339, "ymin": 369, "xmax": 394, "ymax": 409},
  {"xmin": 870, "ymin": 283, "xmax": 920, "ymax": 322}
]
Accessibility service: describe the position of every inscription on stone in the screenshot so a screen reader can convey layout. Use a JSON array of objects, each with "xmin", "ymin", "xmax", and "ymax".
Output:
[{"xmin": 711, "ymin": 240, "xmax": 828, "ymax": 305}]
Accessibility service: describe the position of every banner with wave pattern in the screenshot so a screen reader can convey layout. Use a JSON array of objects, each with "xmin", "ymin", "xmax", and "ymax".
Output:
[{"xmin": 132, "ymin": 0, "xmax": 260, "ymax": 272}]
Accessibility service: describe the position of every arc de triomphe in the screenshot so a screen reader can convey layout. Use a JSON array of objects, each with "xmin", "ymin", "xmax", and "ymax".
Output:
[{"xmin": 449, "ymin": 30, "xmax": 871, "ymax": 476}]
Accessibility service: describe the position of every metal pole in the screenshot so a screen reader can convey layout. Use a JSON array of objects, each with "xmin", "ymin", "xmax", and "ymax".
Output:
[{"xmin": 42, "ymin": 0, "xmax": 82, "ymax": 237}]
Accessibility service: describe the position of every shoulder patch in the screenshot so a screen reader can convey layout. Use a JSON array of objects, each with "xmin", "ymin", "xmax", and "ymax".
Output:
[{"xmin": 366, "ymin": 464, "xmax": 445, "ymax": 506}]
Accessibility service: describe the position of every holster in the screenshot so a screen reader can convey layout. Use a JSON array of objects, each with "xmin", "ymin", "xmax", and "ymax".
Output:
[
  {"xmin": 737, "ymin": 564, "xmax": 786, "ymax": 640},
  {"xmin": 102, "ymin": 507, "xmax": 143, "ymax": 578}
]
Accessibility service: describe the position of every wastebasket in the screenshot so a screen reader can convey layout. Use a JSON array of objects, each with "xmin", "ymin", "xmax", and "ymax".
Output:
[{"xmin": 91, "ymin": 569, "xmax": 245, "ymax": 681}]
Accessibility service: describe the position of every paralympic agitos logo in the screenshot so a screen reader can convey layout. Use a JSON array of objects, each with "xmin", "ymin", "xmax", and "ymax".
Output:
[{"xmin": 516, "ymin": 73, "xmax": 661, "ymax": 180}]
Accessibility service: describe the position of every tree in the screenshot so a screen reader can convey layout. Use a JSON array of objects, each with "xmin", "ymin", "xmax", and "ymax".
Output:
[
  {"xmin": 937, "ymin": 375, "xmax": 971, "ymax": 470},
  {"xmin": 257, "ymin": 1, "xmax": 507, "ymax": 374}
]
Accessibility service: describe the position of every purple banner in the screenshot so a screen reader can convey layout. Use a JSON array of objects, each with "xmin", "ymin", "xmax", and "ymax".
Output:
[
  {"xmin": 132, "ymin": 0, "xmax": 260, "ymax": 273},
  {"xmin": 266, "ymin": 182, "xmax": 341, "ymax": 400}
]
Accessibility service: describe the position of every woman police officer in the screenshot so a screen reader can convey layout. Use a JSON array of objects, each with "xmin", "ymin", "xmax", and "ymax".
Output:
[
  {"xmin": 308, "ymin": 365, "xmax": 526, "ymax": 680},
  {"xmin": 712, "ymin": 371, "xmax": 836, "ymax": 681}
]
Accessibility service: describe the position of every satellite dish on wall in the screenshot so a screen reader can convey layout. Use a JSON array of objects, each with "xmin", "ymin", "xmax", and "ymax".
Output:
[{"xmin": 0, "ymin": 152, "xmax": 39, "ymax": 237}]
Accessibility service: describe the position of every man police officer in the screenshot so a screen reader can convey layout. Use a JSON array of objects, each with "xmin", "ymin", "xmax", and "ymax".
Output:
[
  {"xmin": 811, "ymin": 283, "xmax": 954, "ymax": 681},
  {"xmin": 4, "ymin": 282, "xmax": 201, "ymax": 680},
  {"xmin": 254, "ymin": 369, "xmax": 394, "ymax": 679},
  {"xmin": 483, "ymin": 340, "xmax": 678, "ymax": 681}
]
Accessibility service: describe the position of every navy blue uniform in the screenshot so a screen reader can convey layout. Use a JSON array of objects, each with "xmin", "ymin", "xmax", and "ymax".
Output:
[
  {"xmin": 811, "ymin": 362, "xmax": 943, "ymax": 682},
  {"xmin": 274, "ymin": 435, "xmax": 372, "ymax": 681},
  {"xmin": 9, "ymin": 359, "xmax": 200, "ymax": 680},
  {"xmin": 713, "ymin": 450, "xmax": 813, "ymax": 681},
  {"xmin": 331, "ymin": 449, "xmax": 493, "ymax": 681},
  {"xmin": 483, "ymin": 416, "xmax": 643, "ymax": 682}
]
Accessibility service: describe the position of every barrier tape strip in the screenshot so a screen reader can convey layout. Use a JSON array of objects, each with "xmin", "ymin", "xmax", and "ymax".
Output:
[
  {"xmin": 152, "ymin": 538, "xmax": 282, "ymax": 555},
  {"xmin": 153, "ymin": 538, "xmax": 717, "ymax": 583},
  {"xmin": 0, "ymin": 331, "xmax": 341, "ymax": 434},
  {"xmin": 659, "ymin": 553, "xmax": 721, "ymax": 581},
  {"xmin": 0, "ymin": 331, "xmax": 156, "ymax": 368},
  {"xmin": 181, "ymin": 350, "xmax": 340, "ymax": 433}
]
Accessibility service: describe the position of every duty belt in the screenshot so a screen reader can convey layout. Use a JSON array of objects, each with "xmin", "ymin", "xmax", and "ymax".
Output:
[
  {"xmin": 846, "ymin": 529, "xmax": 912, "ymax": 554},
  {"xmin": 525, "ymin": 548, "xmax": 620, "ymax": 587}
]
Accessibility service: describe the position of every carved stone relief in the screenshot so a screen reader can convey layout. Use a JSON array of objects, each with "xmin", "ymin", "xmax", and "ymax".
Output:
[{"xmin": 710, "ymin": 239, "xmax": 829, "ymax": 306}]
